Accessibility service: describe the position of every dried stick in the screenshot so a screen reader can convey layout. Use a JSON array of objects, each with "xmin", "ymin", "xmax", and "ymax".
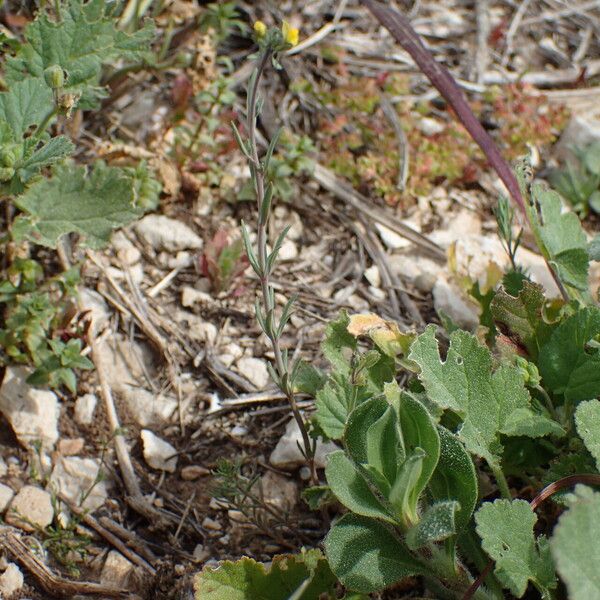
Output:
[{"xmin": 0, "ymin": 527, "xmax": 129, "ymax": 598}]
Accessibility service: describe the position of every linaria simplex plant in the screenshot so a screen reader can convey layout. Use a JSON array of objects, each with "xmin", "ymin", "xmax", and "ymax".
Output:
[{"xmin": 235, "ymin": 22, "xmax": 317, "ymax": 481}]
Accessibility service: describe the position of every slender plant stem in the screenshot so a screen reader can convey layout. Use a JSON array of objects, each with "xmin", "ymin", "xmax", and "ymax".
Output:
[
  {"xmin": 245, "ymin": 50, "xmax": 316, "ymax": 482},
  {"xmin": 534, "ymin": 384, "xmax": 558, "ymax": 421},
  {"xmin": 490, "ymin": 461, "xmax": 511, "ymax": 500},
  {"xmin": 34, "ymin": 108, "xmax": 59, "ymax": 140}
]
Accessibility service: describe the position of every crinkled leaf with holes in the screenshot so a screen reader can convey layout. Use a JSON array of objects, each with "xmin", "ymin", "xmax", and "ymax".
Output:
[
  {"xmin": 12, "ymin": 162, "xmax": 146, "ymax": 249},
  {"xmin": 550, "ymin": 486, "xmax": 600, "ymax": 600},
  {"xmin": 5, "ymin": 0, "xmax": 155, "ymax": 109},
  {"xmin": 408, "ymin": 326, "xmax": 562, "ymax": 469},
  {"xmin": 475, "ymin": 499, "xmax": 556, "ymax": 598},
  {"xmin": 0, "ymin": 79, "xmax": 73, "ymax": 191},
  {"xmin": 194, "ymin": 549, "xmax": 337, "ymax": 600},
  {"xmin": 490, "ymin": 281, "xmax": 554, "ymax": 360},
  {"xmin": 538, "ymin": 307, "xmax": 600, "ymax": 402}
]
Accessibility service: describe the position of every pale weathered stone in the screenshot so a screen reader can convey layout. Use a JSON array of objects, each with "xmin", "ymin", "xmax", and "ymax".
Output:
[
  {"xmin": 58, "ymin": 438, "xmax": 85, "ymax": 456},
  {"xmin": 0, "ymin": 367, "xmax": 59, "ymax": 450},
  {"xmin": 554, "ymin": 114, "xmax": 600, "ymax": 162},
  {"xmin": 6, "ymin": 486, "xmax": 53, "ymax": 531},
  {"xmin": 49, "ymin": 456, "xmax": 110, "ymax": 512},
  {"xmin": 74, "ymin": 393, "xmax": 97, "ymax": 426},
  {"xmin": 134, "ymin": 215, "xmax": 203, "ymax": 252},
  {"xmin": 0, "ymin": 563, "xmax": 23, "ymax": 598},
  {"xmin": 0, "ymin": 483, "xmax": 14, "ymax": 513},
  {"xmin": 100, "ymin": 551, "xmax": 134, "ymax": 587},
  {"xmin": 270, "ymin": 419, "xmax": 339, "ymax": 470},
  {"xmin": 181, "ymin": 465, "xmax": 210, "ymax": 480},
  {"xmin": 432, "ymin": 278, "xmax": 479, "ymax": 330},
  {"xmin": 122, "ymin": 385, "xmax": 177, "ymax": 427},
  {"xmin": 364, "ymin": 265, "xmax": 381, "ymax": 288},
  {"xmin": 278, "ymin": 239, "xmax": 298, "ymax": 261},
  {"xmin": 260, "ymin": 471, "xmax": 297, "ymax": 512},
  {"xmin": 236, "ymin": 357, "xmax": 270, "ymax": 389},
  {"xmin": 79, "ymin": 288, "xmax": 110, "ymax": 336},
  {"xmin": 202, "ymin": 517, "xmax": 222, "ymax": 531},
  {"xmin": 181, "ymin": 286, "xmax": 213, "ymax": 308},
  {"xmin": 141, "ymin": 430, "xmax": 178, "ymax": 473}
]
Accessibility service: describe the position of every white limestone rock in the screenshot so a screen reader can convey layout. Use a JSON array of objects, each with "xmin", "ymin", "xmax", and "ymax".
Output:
[
  {"xmin": 6, "ymin": 485, "xmax": 54, "ymax": 532},
  {"xmin": 134, "ymin": 215, "xmax": 203, "ymax": 252},
  {"xmin": 0, "ymin": 563, "xmax": 24, "ymax": 598},
  {"xmin": 74, "ymin": 393, "xmax": 97, "ymax": 426},
  {"xmin": 0, "ymin": 367, "xmax": 59, "ymax": 451},
  {"xmin": 236, "ymin": 357, "xmax": 270, "ymax": 389},
  {"xmin": 49, "ymin": 456, "xmax": 110, "ymax": 512},
  {"xmin": 270, "ymin": 419, "xmax": 340, "ymax": 470},
  {"xmin": 141, "ymin": 430, "xmax": 178, "ymax": 473}
]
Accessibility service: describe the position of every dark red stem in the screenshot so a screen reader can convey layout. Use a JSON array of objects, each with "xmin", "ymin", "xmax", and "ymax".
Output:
[{"xmin": 360, "ymin": 0, "xmax": 526, "ymax": 214}]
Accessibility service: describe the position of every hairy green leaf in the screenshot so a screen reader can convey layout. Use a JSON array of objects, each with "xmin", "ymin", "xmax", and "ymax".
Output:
[
  {"xmin": 325, "ymin": 514, "xmax": 423, "ymax": 593},
  {"xmin": 0, "ymin": 78, "xmax": 54, "ymax": 138},
  {"xmin": 527, "ymin": 183, "xmax": 589, "ymax": 293},
  {"xmin": 194, "ymin": 550, "xmax": 337, "ymax": 600},
  {"xmin": 315, "ymin": 374, "xmax": 356, "ymax": 440},
  {"xmin": 345, "ymin": 396, "xmax": 402, "ymax": 487},
  {"xmin": 6, "ymin": 0, "xmax": 155, "ymax": 109},
  {"xmin": 18, "ymin": 135, "xmax": 74, "ymax": 183},
  {"xmin": 475, "ymin": 499, "xmax": 556, "ymax": 598},
  {"xmin": 12, "ymin": 162, "xmax": 146, "ymax": 248},
  {"xmin": 325, "ymin": 451, "xmax": 394, "ymax": 523},
  {"xmin": 406, "ymin": 501, "xmax": 458, "ymax": 550},
  {"xmin": 589, "ymin": 236, "xmax": 600, "ymax": 262},
  {"xmin": 322, "ymin": 311, "xmax": 356, "ymax": 375},
  {"xmin": 409, "ymin": 326, "xmax": 560, "ymax": 467},
  {"xmin": 551, "ymin": 486, "xmax": 600, "ymax": 600},
  {"xmin": 538, "ymin": 307, "xmax": 600, "ymax": 402},
  {"xmin": 428, "ymin": 426, "xmax": 477, "ymax": 535},
  {"xmin": 0, "ymin": 79, "xmax": 72, "ymax": 191},
  {"xmin": 388, "ymin": 385, "xmax": 440, "ymax": 523},
  {"xmin": 575, "ymin": 400, "xmax": 600, "ymax": 470}
]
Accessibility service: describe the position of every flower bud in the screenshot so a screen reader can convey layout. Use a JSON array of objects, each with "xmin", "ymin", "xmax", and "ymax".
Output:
[
  {"xmin": 44, "ymin": 65, "xmax": 65, "ymax": 89},
  {"xmin": 515, "ymin": 356, "xmax": 541, "ymax": 386},
  {"xmin": 253, "ymin": 21, "xmax": 267, "ymax": 39}
]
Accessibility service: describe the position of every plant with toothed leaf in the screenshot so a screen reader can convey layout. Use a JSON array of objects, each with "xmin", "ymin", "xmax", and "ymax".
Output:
[
  {"xmin": 197, "ymin": 4, "xmax": 600, "ymax": 599},
  {"xmin": 0, "ymin": 0, "xmax": 160, "ymax": 391}
]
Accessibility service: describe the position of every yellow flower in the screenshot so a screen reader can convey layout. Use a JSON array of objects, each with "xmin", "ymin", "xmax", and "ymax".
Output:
[
  {"xmin": 281, "ymin": 20, "xmax": 299, "ymax": 47},
  {"xmin": 254, "ymin": 21, "xmax": 267, "ymax": 38}
]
